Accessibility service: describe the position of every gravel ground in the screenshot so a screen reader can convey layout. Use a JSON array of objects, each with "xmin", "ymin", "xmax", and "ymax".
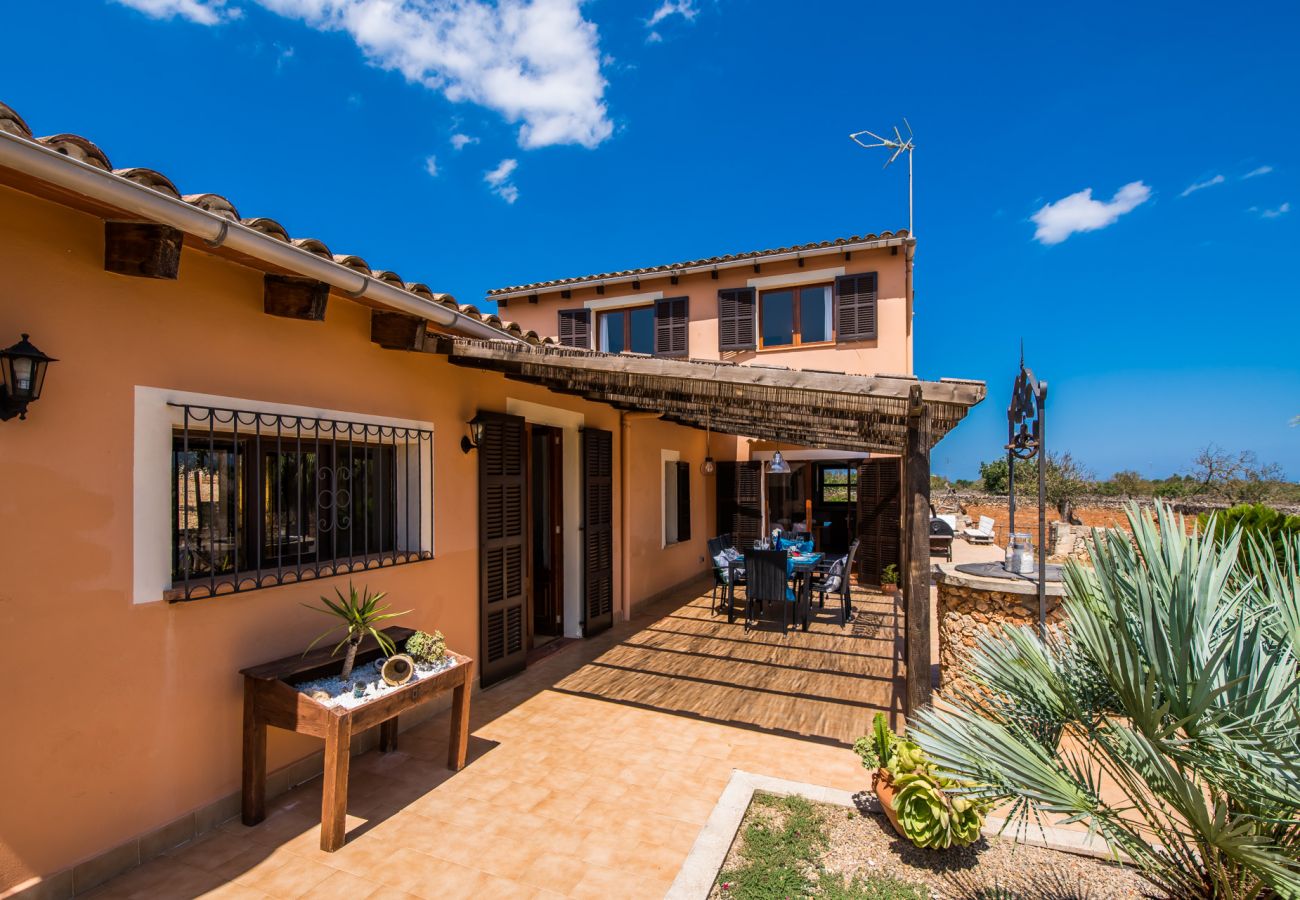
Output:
[{"xmin": 711, "ymin": 793, "xmax": 1162, "ymax": 899}]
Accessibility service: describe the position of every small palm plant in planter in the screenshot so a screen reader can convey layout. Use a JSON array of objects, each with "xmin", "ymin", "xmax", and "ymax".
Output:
[
  {"xmin": 881, "ymin": 564, "xmax": 900, "ymax": 591},
  {"xmin": 908, "ymin": 503, "xmax": 1300, "ymax": 899},
  {"xmin": 304, "ymin": 583, "xmax": 410, "ymax": 682}
]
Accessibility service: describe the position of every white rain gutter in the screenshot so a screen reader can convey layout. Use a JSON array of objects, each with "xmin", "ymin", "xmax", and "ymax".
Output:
[
  {"xmin": 489, "ymin": 235, "xmax": 914, "ymax": 302},
  {"xmin": 0, "ymin": 130, "xmax": 521, "ymax": 344}
]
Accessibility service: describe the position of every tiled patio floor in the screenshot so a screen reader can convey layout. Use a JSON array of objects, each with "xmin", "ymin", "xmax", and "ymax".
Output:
[{"xmin": 84, "ymin": 578, "xmax": 908, "ymax": 899}]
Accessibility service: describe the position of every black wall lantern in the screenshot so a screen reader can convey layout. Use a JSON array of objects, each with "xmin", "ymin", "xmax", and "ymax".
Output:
[
  {"xmin": 0, "ymin": 334, "xmax": 56, "ymax": 421},
  {"xmin": 461, "ymin": 413, "xmax": 486, "ymax": 454}
]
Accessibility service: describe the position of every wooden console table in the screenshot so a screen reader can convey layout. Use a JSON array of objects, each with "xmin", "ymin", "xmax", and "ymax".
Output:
[{"xmin": 239, "ymin": 625, "xmax": 474, "ymax": 851}]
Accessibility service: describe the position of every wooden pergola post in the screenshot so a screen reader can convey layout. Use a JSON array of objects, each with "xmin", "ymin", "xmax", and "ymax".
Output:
[{"xmin": 902, "ymin": 384, "xmax": 933, "ymax": 718}]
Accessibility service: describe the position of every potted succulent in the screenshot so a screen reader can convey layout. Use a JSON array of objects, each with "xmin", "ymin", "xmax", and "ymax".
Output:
[
  {"xmin": 880, "ymin": 564, "xmax": 900, "ymax": 592},
  {"xmin": 303, "ymin": 582, "xmax": 410, "ymax": 682},
  {"xmin": 405, "ymin": 629, "xmax": 448, "ymax": 668},
  {"xmin": 853, "ymin": 713, "xmax": 988, "ymax": 850}
]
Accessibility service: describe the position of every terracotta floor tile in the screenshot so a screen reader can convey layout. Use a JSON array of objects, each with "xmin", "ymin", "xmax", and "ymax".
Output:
[
  {"xmin": 198, "ymin": 882, "xmax": 275, "ymax": 899},
  {"xmin": 514, "ymin": 852, "xmax": 589, "ymax": 895},
  {"xmin": 303, "ymin": 868, "xmax": 380, "ymax": 900},
  {"xmin": 168, "ymin": 830, "xmax": 258, "ymax": 872},
  {"xmin": 233, "ymin": 854, "xmax": 339, "ymax": 898},
  {"xmin": 85, "ymin": 584, "xmax": 894, "ymax": 900},
  {"xmin": 95, "ymin": 858, "xmax": 225, "ymax": 899}
]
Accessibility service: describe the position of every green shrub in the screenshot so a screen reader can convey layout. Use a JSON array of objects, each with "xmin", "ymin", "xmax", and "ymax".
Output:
[
  {"xmin": 1199, "ymin": 503, "xmax": 1300, "ymax": 572},
  {"xmin": 405, "ymin": 629, "xmax": 447, "ymax": 664},
  {"xmin": 911, "ymin": 503, "xmax": 1300, "ymax": 899}
]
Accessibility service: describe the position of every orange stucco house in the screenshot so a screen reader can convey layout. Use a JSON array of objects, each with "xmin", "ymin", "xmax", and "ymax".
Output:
[
  {"xmin": 489, "ymin": 232, "xmax": 916, "ymax": 555},
  {"xmin": 0, "ymin": 99, "xmax": 981, "ymax": 898}
]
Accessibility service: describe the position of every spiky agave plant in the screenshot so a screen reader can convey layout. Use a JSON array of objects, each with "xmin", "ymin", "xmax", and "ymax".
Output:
[
  {"xmin": 910, "ymin": 503, "xmax": 1300, "ymax": 899},
  {"xmin": 304, "ymin": 582, "xmax": 411, "ymax": 682}
]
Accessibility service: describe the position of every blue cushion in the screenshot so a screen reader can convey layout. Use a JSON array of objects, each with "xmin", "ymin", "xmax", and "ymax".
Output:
[
  {"xmin": 797, "ymin": 539, "xmax": 814, "ymax": 553},
  {"xmin": 786, "ymin": 587, "xmax": 796, "ymax": 603}
]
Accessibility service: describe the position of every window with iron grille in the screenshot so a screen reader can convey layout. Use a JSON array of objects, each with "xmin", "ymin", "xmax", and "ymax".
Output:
[{"xmin": 168, "ymin": 403, "xmax": 433, "ymax": 601}]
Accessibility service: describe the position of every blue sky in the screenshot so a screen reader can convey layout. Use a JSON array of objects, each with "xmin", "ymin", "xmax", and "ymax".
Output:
[{"xmin": 4, "ymin": 0, "xmax": 1297, "ymax": 480}]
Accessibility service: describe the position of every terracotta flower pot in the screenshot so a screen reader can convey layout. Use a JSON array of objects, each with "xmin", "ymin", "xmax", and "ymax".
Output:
[{"xmin": 872, "ymin": 768, "xmax": 906, "ymax": 839}]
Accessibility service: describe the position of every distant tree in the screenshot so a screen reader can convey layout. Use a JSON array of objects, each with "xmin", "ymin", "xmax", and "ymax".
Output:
[
  {"xmin": 1110, "ymin": 469, "xmax": 1147, "ymax": 498},
  {"xmin": 1188, "ymin": 445, "xmax": 1286, "ymax": 505},
  {"xmin": 1044, "ymin": 451, "xmax": 1094, "ymax": 522},
  {"xmin": 930, "ymin": 474, "xmax": 953, "ymax": 493},
  {"xmin": 979, "ymin": 458, "xmax": 1013, "ymax": 494},
  {"xmin": 953, "ymin": 478, "xmax": 976, "ymax": 490}
]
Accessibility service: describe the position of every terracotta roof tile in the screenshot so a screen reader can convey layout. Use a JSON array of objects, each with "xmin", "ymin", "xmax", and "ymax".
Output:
[
  {"xmin": 486, "ymin": 231, "xmax": 911, "ymax": 296},
  {"xmin": 0, "ymin": 99, "xmax": 540, "ymax": 341}
]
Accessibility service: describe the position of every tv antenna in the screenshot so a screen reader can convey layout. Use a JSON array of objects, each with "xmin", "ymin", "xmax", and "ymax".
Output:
[{"xmin": 849, "ymin": 119, "xmax": 915, "ymax": 234}]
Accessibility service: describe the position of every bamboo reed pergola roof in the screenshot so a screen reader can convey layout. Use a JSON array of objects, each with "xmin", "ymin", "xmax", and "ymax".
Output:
[{"xmin": 430, "ymin": 337, "xmax": 986, "ymax": 453}]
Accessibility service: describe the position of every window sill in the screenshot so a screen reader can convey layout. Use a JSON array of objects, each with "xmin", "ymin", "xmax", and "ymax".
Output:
[
  {"xmin": 755, "ymin": 340, "xmax": 839, "ymax": 353},
  {"xmin": 164, "ymin": 551, "xmax": 434, "ymax": 602}
]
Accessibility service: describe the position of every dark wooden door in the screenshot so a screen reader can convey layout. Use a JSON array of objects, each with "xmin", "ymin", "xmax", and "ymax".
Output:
[
  {"xmin": 529, "ymin": 425, "xmax": 564, "ymax": 641},
  {"xmin": 717, "ymin": 461, "xmax": 763, "ymax": 547},
  {"xmin": 856, "ymin": 458, "xmax": 901, "ymax": 586},
  {"xmin": 478, "ymin": 412, "xmax": 528, "ymax": 687},
  {"xmin": 582, "ymin": 428, "xmax": 614, "ymax": 636}
]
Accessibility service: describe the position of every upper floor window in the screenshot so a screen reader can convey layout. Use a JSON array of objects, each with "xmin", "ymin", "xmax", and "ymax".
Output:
[
  {"xmin": 599, "ymin": 305, "xmax": 654, "ymax": 354},
  {"xmin": 570, "ymin": 296, "xmax": 688, "ymax": 357},
  {"xmin": 760, "ymin": 283, "xmax": 833, "ymax": 348}
]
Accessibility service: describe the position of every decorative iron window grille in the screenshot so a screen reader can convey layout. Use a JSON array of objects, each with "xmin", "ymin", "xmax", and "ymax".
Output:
[{"xmin": 167, "ymin": 402, "xmax": 433, "ymax": 602}]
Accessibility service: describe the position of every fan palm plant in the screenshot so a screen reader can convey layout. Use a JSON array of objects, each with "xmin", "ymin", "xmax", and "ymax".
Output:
[
  {"xmin": 304, "ymin": 583, "xmax": 410, "ymax": 682},
  {"xmin": 910, "ymin": 503, "xmax": 1300, "ymax": 899}
]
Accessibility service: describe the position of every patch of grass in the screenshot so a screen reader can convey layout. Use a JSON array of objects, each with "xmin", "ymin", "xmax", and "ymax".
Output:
[
  {"xmin": 820, "ymin": 872, "xmax": 930, "ymax": 899},
  {"xmin": 717, "ymin": 793, "xmax": 929, "ymax": 900}
]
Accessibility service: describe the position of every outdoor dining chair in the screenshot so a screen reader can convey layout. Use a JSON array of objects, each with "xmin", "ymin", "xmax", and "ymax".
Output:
[
  {"xmin": 814, "ymin": 538, "xmax": 860, "ymax": 625},
  {"xmin": 742, "ymin": 549, "xmax": 804, "ymax": 634}
]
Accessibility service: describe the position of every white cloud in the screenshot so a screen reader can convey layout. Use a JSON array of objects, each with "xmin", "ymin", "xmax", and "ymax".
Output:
[
  {"xmin": 450, "ymin": 133, "xmax": 478, "ymax": 150},
  {"xmin": 1180, "ymin": 174, "xmax": 1224, "ymax": 197},
  {"xmin": 485, "ymin": 158, "xmax": 519, "ymax": 203},
  {"xmin": 645, "ymin": 30, "xmax": 663, "ymax": 43},
  {"xmin": 252, "ymin": 0, "xmax": 612, "ymax": 149},
  {"xmin": 424, "ymin": 155, "xmax": 439, "ymax": 177},
  {"xmin": 1030, "ymin": 181, "xmax": 1152, "ymax": 245},
  {"xmin": 1244, "ymin": 165, "xmax": 1274, "ymax": 179},
  {"xmin": 113, "ymin": 0, "xmax": 239, "ymax": 24},
  {"xmin": 646, "ymin": 0, "xmax": 697, "ymax": 27},
  {"xmin": 1253, "ymin": 202, "xmax": 1291, "ymax": 219},
  {"xmin": 273, "ymin": 42, "xmax": 295, "ymax": 72}
]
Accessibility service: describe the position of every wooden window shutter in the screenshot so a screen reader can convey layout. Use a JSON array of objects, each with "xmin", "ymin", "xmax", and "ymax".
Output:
[
  {"xmin": 717, "ymin": 288, "xmax": 756, "ymax": 352},
  {"xmin": 582, "ymin": 428, "xmax": 615, "ymax": 636},
  {"xmin": 676, "ymin": 461, "xmax": 691, "ymax": 542},
  {"xmin": 477, "ymin": 412, "xmax": 528, "ymax": 687},
  {"xmin": 654, "ymin": 297, "xmax": 689, "ymax": 357},
  {"xmin": 835, "ymin": 273, "xmax": 878, "ymax": 343},
  {"xmin": 557, "ymin": 308, "xmax": 591, "ymax": 348},
  {"xmin": 716, "ymin": 461, "xmax": 763, "ymax": 546},
  {"xmin": 856, "ymin": 457, "xmax": 900, "ymax": 586}
]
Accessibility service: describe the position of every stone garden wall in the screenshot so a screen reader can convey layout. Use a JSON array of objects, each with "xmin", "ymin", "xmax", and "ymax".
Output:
[{"xmin": 936, "ymin": 573, "xmax": 1067, "ymax": 697}]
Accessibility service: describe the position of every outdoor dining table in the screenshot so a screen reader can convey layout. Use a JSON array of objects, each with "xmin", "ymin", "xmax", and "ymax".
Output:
[{"xmin": 726, "ymin": 551, "xmax": 823, "ymax": 626}]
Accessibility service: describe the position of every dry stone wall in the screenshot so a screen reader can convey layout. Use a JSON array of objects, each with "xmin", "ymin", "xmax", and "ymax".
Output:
[{"xmin": 937, "ymin": 576, "xmax": 1067, "ymax": 698}]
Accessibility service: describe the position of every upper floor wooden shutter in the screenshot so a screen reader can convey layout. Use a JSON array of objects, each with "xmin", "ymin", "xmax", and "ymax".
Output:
[
  {"xmin": 717, "ymin": 288, "xmax": 756, "ymax": 352},
  {"xmin": 676, "ymin": 461, "xmax": 692, "ymax": 542},
  {"xmin": 557, "ymin": 308, "xmax": 591, "ymax": 348},
  {"xmin": 582, "ymin": 428, "xmax": 615, "ymax": 636},
  {"xmin": 717, "ymin": 461, "xmax": 762, "ymax": 547},
  {"xmin": 835, "ymin": 273, "xmax": 878, "ymax": 342},
  {"xmin": 477, "ymin": 412, "xmax": 527, "ymax": 687},
  {"xmin": 654, "ymin": 297, "xmax": 689, "ymax": 357},
  {"xmin": 856, "ymin": 457, "xmax": 900, "ymax": 586}
]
